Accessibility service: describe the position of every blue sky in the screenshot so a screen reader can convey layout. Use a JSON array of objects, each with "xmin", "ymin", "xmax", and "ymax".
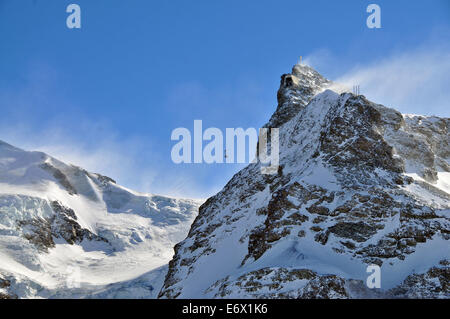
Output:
[{"xmin": 0, "ymin": 0, "xmax": 449, "ymax": 198}]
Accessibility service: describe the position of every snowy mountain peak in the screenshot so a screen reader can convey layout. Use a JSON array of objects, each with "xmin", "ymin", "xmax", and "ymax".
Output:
[
  {"xmin": 159, "ymin": 65, "xmax": 449, "ymax": 299},
  {"xmin": 0, "ymin": 141, "xmax": 201, "ymax": 298},
  {"xmin": 266, "ymin": 64, "xmax": 332, "ymax": 128},
  {"xmin": 291, "ymin": 63, "xmax": 327, "ymax": 81}
]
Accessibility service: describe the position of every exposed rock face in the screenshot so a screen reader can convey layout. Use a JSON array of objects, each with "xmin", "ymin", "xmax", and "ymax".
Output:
[
  {"xmin": 159, "ymin": 64, "xmax": 450, "ymax": 299},
  {"xmin": 0, "ymin": 276, "xmax": 17, "ymax": 299},
  {"xmin": 204, "ymin": 267, "xmax": 351, "ymax": 299},
  {"xmin": 39, "ymin": 163, "xmax": 78, "ymax": 195},
  {"xmin": 267, "ymin": 64, "xmax": 331, "ymax": 128},
  {"xmin": 18, "ymin": 200, "xmax": 109, "ymax": 251},
  {"xmin": 388, "ymin": 261, "xmax": 449, "ymax": 298}
]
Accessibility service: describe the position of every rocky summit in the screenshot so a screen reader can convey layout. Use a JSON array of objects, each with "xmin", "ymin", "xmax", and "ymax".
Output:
[{"xmin": 159, "ymin": 64, "xmax": 449, "ymax": 299}]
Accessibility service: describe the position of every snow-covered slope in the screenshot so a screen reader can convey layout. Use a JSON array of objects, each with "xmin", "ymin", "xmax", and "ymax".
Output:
[
  {"xmin": 0, "ymin": 140, "xmax": 201, "ymax": 298},
  {"xmin": 159, "ymin": 64, "xmax": 449, "ymax": 299}
]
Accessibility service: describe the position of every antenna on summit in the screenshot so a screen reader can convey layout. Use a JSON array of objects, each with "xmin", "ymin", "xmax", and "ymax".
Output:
[{"xmin": 298, "ymin": 56, "xmax": 302, "ymax": 65}]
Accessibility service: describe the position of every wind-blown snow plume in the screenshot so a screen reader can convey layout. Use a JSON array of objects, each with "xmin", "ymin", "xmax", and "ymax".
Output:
[{"xmin": 335, "ymin": 46, "xmax": 450, "ymax": 116}]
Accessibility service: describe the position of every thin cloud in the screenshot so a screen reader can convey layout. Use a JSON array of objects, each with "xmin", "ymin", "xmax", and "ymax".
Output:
[
  {"xmin": 307, "ymin": 45, "xmax": 450, "ymax": 117},
  {"xmin": 0, "ymin": 122, "xmax": 218, "ymax": 200},
  {"xmin": 0, "ymin": 123, "xmax": 154, "ymax": 188}
]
